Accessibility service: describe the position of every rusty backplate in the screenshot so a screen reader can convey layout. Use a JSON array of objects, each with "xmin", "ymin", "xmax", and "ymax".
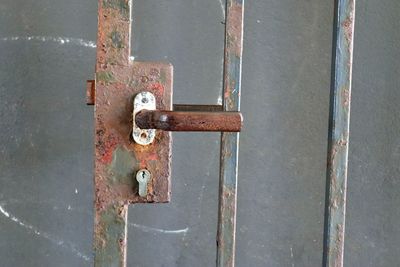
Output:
[{"xmin": 95, "ymin": 62, "xmax": 172, "ymax": 207}]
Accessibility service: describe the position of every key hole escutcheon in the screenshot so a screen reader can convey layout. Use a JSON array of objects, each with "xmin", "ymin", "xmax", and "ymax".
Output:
[{"xmin": 136, "ymin": 169, "xmax": 151, "ymax": 197}]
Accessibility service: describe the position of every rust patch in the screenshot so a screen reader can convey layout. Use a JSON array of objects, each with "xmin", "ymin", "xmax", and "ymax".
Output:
[
  {"xmin": 225, "ymin": 4, "xmax": 243, "ymax": 57},
  {"xmin": 334, "ymin": 223, "xmax": 345, "ymax": 267},
  {"xmin": 341, "ymin": 86, "xmax": 351, "ymax": 109},
  {"xmin": 94, "ymin": 204, "xmax": 128, "ymax": 266},
  {"xmin": 86, "ymin": 80, "xmax": 96, "ymax": 105},
  {"xmin": 341, "ymin": 3, "xmax": 355, "ymax": 47}
]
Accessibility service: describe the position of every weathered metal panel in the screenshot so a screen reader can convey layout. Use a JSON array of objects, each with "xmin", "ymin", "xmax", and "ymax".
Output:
[
  {"xmin": 217, "ymin": 0, "xmax": 244, "ymax": 266},
  {"xmin": 93, "ymin": 0, "xmax": 172, "ymax": 266},
  {"xmin": 323, "ymin": 0, "xmax": 356, "ymax": 266}
]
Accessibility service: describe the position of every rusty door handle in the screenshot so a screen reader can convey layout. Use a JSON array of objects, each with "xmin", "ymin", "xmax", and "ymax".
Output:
[
  {"xmin": 131, "ymin": 91, "xmax": 242, "ymax": 145},
  {"xmin": 135, "ymin": 110, "xmax": 243, "ymax": 132},
  {"xmin": 87, "ymin": 84, "xmax": 243, "ymax": 132}
]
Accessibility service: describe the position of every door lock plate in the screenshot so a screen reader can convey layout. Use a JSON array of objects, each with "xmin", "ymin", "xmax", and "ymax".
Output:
[
  {"xmin": 95, "ymin": 62, "xmax": 173, "ymax": 204},
  {"xmin": 132, "ymin": 91, "xmax": 156, "ymax": 145}
]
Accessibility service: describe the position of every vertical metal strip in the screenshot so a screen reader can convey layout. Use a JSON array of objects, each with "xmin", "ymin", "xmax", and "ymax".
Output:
[
  {"xmin": 217, "ymin": 1, "xmax": 244, "ymax": 266},
  {"xmin": 96, "ymin": 0, "xmax": 131, "ymax": 68},
  {"xmin": 323, "ymin": 0, "xmax": 356, "ymax": 266},
  {"xmin": 94, "ymin": 0, "xmax": 132, "ymax": 266},
  {"xmin": 94, "ymin": 205, "xmax": 128, "ymax": 267}
]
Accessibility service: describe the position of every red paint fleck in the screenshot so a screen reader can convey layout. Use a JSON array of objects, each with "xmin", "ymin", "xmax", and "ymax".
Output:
[
  {"xmin": 224, "ymin": 90, "xmax": 231, "ymax": 99},
  {"xmin": 100, "ymin": 135, "xmax": 118, "ymax": 164},
  {"xmin": 139, "ymin": 153, "xmax": 158, "ymax": 167},
  {"xmin": 151, "ymin": 83, "xmax": 164, "ymax": 94},
  {"xmin": 147, "ymin": 153, "xmax": 158, "ymax": 161}
]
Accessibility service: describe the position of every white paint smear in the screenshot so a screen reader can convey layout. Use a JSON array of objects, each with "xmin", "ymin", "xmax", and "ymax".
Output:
[
  {"xmin": 1, "ymin": 36, "xmax": 96, "ymax": 48},
  {"xmin": 130, "ymin": 223, "xmax": 189, "ymax": 235},
  {"xmin": 0, "ymin": 205, "xmax": 90, "ymax": 262},
  {"xmin": 217, "ymin": 96, "xmax": 223, "ymax": 105},
  {"xmin": 218, "ymin": 0, "xmax": 226, "ymax": 18}
]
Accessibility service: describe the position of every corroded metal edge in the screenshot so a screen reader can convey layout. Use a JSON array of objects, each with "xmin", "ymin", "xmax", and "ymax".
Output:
[
  {"xmin": 217, "ymin": 0, "xmax": 244, "ymax": 266},
  {"xmin": 323, "ymin": 1, "xmax": 356, "ymax": 266},
  {"xmin": 93, "ymin": 0, "xmax": 173, "ymax": 266},
  {"xmin": 87, "ymin": 80, "xmax": 96, "ymax": 105}
]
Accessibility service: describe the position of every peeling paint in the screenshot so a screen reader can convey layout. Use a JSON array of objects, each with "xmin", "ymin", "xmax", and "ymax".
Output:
[
  {"xmin": 102, "ymin": 0, "xmax": 130, "ymax": 20},
  {"xmin": 110, "ymin": 30, "xmax": 124, "ymax": 49},
  {"xmin": 108, "ymin": 146, "xmax": 137, "ymax": 186},
  {"xmin": 97, "ymin": 71, "xmax": 115, "ymax": 85},
  {"xmin": 94, "ymin": 205, "xmax": 127, "ymax": 267}
]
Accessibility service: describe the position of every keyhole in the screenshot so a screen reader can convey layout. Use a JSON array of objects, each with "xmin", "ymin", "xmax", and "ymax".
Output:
[{"xmin": 136, "ymin": 169, "xmax": 151, "ymax": 197}]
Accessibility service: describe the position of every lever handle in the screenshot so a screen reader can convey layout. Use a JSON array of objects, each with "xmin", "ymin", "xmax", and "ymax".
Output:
[{"xmin": 135, "ymin": 110, "xmax": 243, "ymax": 132}]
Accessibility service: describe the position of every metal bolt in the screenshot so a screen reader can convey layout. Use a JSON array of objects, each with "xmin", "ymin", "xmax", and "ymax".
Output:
[{"xmin": 136, "ymin": 169, "xmax": 151, "ymax": 197}]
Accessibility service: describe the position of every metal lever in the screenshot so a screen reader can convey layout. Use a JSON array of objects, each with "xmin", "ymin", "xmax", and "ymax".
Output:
[
  {"xmin": 132, "ymin": 91, "xmax": 242, "ymax": 146},
  {"xmin": 135, "ymin": 110, "xmax": 243, "ymax": 132}
]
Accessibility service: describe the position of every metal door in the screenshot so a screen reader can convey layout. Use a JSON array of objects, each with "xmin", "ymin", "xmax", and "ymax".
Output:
[{"xmin": 0, "ymin": 0, "xmax": 399, "ymax": 266}]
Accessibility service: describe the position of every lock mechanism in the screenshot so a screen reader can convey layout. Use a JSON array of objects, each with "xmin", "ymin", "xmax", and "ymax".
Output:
[
  {"xmin": 88, "ymin": 0, "xmax": 244, "ymax": 266},
  {"xmin": 136, "ymin": 169, "xmax": 151, "ymax": 197}
]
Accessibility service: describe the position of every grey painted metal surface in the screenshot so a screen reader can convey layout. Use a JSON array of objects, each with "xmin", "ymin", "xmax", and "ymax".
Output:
[
  {"xmin": 0, "ymin": 0, "xmax": 399, "ymax": 267},
  {"xmin": 0, "ymin": 1, "xmax": 97, "ymax": 267},
  {"xmin": 344, "ymin": 0, "xmax": 400, "ymax": 266}
]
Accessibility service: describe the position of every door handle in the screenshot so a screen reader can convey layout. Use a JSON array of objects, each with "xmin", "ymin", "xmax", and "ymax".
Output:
[
  {"xmin": 135, "ymin": 109, "xmax": 243, "ymax": 132},
  {"xmin": 129, "ymin": 90, "xmax": 242, "ymax": 145},
  {"xmin": 87, "ymin": 83, "xmax": 243, "ymax": 133}
]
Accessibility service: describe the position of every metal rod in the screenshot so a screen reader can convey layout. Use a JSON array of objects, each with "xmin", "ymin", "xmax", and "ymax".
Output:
[
  {"xmin": 323, "ymin": 1, "xmax": 356, "ymax": 266},
  {"xmin": 217, "ymin": 0, "xmax": 244, "ymax": 266},
  {"xmin": 136, "ymin": 110, "xmax": 243, "ymax": 132},
  {"xmin": 173, "ymin": 104, "xmax": 223, "ymax": 112}
]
